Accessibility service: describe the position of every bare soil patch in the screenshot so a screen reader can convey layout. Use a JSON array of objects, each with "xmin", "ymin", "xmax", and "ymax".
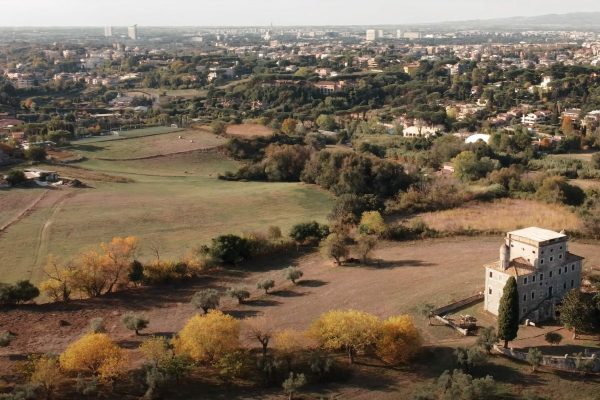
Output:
[{"xmin": 226, "ymin": 123, "xmax": 274, "ymax": 138}]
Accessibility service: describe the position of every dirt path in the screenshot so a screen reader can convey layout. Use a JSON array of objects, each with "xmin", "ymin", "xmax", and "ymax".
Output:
[
  {"xmin": 30, "ymin": 190, "xmax": 77, "ymax": 280},
  {"xmin": 0, "ymin": 189, "xmax": 49, "ymax": 236}
]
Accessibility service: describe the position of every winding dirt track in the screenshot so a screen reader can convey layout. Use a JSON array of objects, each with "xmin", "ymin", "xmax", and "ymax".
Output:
[
  {"xmin": 30, "ymin": 190, "xmax": 78, "ymax": 280},
  {"xmin": 0, "ymin": 189, "xmax": 49, "ymax": 236}
]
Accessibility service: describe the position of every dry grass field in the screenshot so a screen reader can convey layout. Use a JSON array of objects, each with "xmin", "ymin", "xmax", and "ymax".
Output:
[
  {"xmin": 415, "ymin": 198, "xmax": 582, "ymax": 233},
  {"xmin": 226, "ymin": 123, "xmax": 274, "ymax": 138},
  {"xmin": 1, "ymin": 237, "xmax": 600, "ymax": 399}
]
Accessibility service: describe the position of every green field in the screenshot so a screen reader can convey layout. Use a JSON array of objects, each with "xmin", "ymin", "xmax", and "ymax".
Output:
[
  {"xmin": 73, "ymin": 126, "xmax": 182, "ymax": 144},
  {"xmin": 0, "ymin": 128, "xmax": 334, "ymax": 284}
]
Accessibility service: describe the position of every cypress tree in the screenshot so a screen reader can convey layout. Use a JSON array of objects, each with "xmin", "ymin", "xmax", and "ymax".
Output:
[{"xmin": 497, "ymin": 276, "xmax": 519, "ymax": 348}]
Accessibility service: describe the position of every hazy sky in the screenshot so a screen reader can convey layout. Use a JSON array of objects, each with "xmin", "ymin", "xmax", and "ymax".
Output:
[{"xmin": 1, "ymin": 0, "xmax": 600, "ymax": 26}]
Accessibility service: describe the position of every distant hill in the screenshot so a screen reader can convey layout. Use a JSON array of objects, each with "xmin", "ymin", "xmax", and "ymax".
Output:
[{"xmin": 433, "ymin": 12, "xmax": 600, "ymax": 31}]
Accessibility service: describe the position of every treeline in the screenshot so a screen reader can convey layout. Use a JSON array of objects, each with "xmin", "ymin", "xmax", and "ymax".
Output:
[{"xmin": 221, "ymin": 135, "xmax": 412, "ymax": 200}]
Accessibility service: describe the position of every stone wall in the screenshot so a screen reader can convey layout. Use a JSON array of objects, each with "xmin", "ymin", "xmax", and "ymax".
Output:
[{"xmin": 493, "ymin": 344, "xmax": 600, "ymax": 373}]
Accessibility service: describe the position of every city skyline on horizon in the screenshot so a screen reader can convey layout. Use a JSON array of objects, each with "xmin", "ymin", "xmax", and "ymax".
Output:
[{"xmin": 1, "ymin": 0, "xmax": 600, "ymax": 27}]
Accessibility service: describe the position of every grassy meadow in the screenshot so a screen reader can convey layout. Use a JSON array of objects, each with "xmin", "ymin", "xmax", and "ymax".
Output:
[{"xmin": 0, "ymin": 128, "xmax": 334, "ymax": 283}]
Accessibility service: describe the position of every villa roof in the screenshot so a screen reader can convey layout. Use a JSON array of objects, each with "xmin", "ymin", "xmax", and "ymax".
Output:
[{"xmin": 508, "ymin": 227, "xmax": 566, "ymax": 244}]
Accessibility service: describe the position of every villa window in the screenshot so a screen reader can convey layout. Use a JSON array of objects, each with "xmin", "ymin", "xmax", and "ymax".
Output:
[
  {"xmin": 571, "ymin": 280, "xmax": 574, "ymax": 288},
  {"xmin": 564, "ymin": 266, "xmax": 567, "ymax": 273},
  {"xmin": 532, "ymin": 275, "xmax": 536, "ymax": 282},
  {"xmin": 549, "ymin": 271, "xmax": 553, "ymax": 278},
  {"xmin": 489, "ymin": 287, "xmax": 492, "ymax": 295},
  {"xmin": 572, "ymin": 264, "xmax": 575, "ymax": 271},
  {"xmin": 550, "ymin": 256, "xmax": 554, "ymax": 262},
  {"xmin": 559, "ymin": 254, "xmax": 562, "ymax": 259},
  {"xmin": 523, "ymin": 294, "xmax": 527, "ymax": 301},
  {"xmin": 540, "ymin": 259, "xmax": 544, "ymax": 265},
  {"xmin": 531, "ymin": 292, "xmax": 535, "ymax": 300},
  {"xmin": 489, "ymin": 271, "xmax": 492, "ymax": 278},
  {"xmin": 540, "ymin": 273, "xmax": 544, "ymax": 281},
  {"xmin": 558, "ymin": 268, "xmax": 561, "ymax": 275},
  {"xmin": 563, "ymin": 282, "xmax": 567, "ymax": 290},
  {"xmin": 524, "ymin": 277, "xmax": 528, "ymax": 284}
]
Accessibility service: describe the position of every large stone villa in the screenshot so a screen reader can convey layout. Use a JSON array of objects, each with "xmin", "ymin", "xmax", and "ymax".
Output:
[{"xmin": 484, "ymin": 227, "xmax": 584, "ymax": 323}]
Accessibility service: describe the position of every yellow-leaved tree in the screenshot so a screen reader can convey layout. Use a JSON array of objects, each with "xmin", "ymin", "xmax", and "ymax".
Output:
[
  {"xmin": 309, "ymin": 310, "xmax": 381, "ymax": 364},
  {"xmin": 358, "ymin": 211, "xmax": 386, "ymax": 236},
  {"xmin": 59, "ymin": 333, "xmax": 128, "ymax": 381},
  {"xmin": 273, "ymin": 328, "xmax": 307, "ymax": 371},
  {"xmin": 39, "ymin": 256, "xmax": 76, "ymax": 302},
  {"xmin": 41, "ymin": 237, "xmax": 138, "ymax": 301},
  {"xmin": 375, "ymin": 315, "xmax": 422, "ymax": 365},
  {"xmin": 173, "ymin": 310, "xmax": 240, "ymax": 363}
]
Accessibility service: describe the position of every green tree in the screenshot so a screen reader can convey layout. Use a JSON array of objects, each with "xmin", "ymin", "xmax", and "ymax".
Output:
[
  {"xmin": 454, "ymin": 346, "xmax": 488, "ymax": 373},
  {"xmin": 0, "ymin": 280, "xmax": 40, "ymax": 305},
  {"xmin": 205, "ymin": 235, "xmax": 250, "ymax": 265},
  {"xmin": 476, "ymin": 326, "xmax": 498, "ymax": 354},
  {"xmin": 557, "ymin": 289, "xmax": 596, "ymax": 339},
  {"xmin": 452, "ymin": 151, "xmax": 497, "ymax": 182},
  {"xmin": 283, "ymin": 267, "xmax": 303, "ymax": 284},
  {"xmin": 544, "ymin": 331, "xmax": 563, "ymax": 346},
  {"xmin": 226, "ymin": 287, "xmax": 250, "ymax": 304},
  {"xmin": 122, "ymin": 312, "xmax": 149, "ymax": 335},
  {"xmin": 356, "ymin": 234, "xmax": 378, "ymax": 264},
  {"xmin": 316, "ymin": 114, "xmax": 336, "ymax": 131},
  {"xmin": 257, "ymin": 279, "xmax": 275, "ymax": 294},
  {"xmin": 526, "ymin": 347, "xmax": 543, "ymax": 372},
  {"xmin": 320, "ymin": 233, "xmax": 349, "ymax": 265},
  {"xmin": 289, "ymin": 221, "xmax": 329, "ymax": 244},
  {"xmin": 497, "ymin": 276, "xmax": 519, "ymax": 348},
  {"xmin": 191, "ymin": 289, "xmax": 221, "ymax": 313}
]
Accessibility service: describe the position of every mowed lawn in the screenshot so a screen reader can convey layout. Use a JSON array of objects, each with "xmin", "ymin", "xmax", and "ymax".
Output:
[{"xmin": 0, "ymin": 131, "xmax": 334, "ymax": 283}]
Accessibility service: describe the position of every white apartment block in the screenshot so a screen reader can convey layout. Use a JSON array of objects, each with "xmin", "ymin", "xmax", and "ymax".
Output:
[{"xmin": 484, "ymin": 227, "xmax": 583, "ymax": 323}]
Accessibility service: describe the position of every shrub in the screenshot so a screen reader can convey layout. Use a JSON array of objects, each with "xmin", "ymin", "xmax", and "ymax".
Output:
[
  {"xmin": 213, "ymin": 350, "xmax": 248, "ymax": 382},
  {"xmin": 226, "ymin": 287, "xmax": 250, "ymax": 304},
  {"xmin": 128, "ymin": 260, "xmax": 144, "ymax": 285},
  {"xmin": 143, "ymin": 261, "xmax": 193, "ymax": 285},
  {"xmin": 544, "ymin": 331, "xmax": 563, "ymax": 346},
  {"xmin": 0, "ymin": 331, "xmax": 14, "ymax": 347},
  {"xmin": 211, "ymin": 120, "xmax": 227, "ymax": 135},
  {"xmin": 121, "ymin": 312, "xmax": 149, "ymax": 335},
  {"xmin": 29, "ymin": 355, "xmax": 63, "ymax": 399},
  {"xmin": 191, "ymin": 289, "xmax": 221, "ymax": 313},
  {"xmin": 257, "ymin": 279, "xmax": 275, "ymax": 294},
  {"xmin": 536, "ymin": 175, "xmax": 585, "ymax": 206},
  {"xmin": 283, "ymin": 267, "xmax": 303, "ymax": 284},
  {"xmin": 289, "ymin": 221, "xmax": 329, "ymax": 244},
  {"xmin": 59, "ymin": 333, "xmax": 128, "ymax": 381},
  {"xmin": 204, "ymin": 235, "xmax": 250, "ymax": 265},
  {"xmin": 454, "ymin": 346, "xmax": 488, "ymax": 373},
  {"xmin": 282, "ymin": 372, "xmax": 307, "ymax": 400},
  {"xmin": 173, "ymin": 311, "xmax": 240, "ymax": 363},
  {"xmin": 5, "ymin": 169, "xmax": 26, "ymax": 186},
  {"xmin": 89, "ymin": 318, "xmax": 106, "ymax": 333},
  {"xmin": 0, "ymin": 280, "xmax": 39, "ymax": 305},
  {"xmin": 25, "ymin": 146, "xmax": 47, "ymax": 161}
]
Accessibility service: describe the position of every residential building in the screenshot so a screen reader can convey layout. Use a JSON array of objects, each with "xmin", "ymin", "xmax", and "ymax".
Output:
[
  {"xmin": 366, "ymin": 30, "xmax": 376, "ymax": 42},
  {"xmin": 104, "ymin": 26, "xmax": 113, "ymax": 37},
  {"xmin": 484, "ymin": 227, "xmax": 584, "ymax": 323},
  {"xmin": 128, "ymin": 25, "xmax": 138, "ymax": 40}
]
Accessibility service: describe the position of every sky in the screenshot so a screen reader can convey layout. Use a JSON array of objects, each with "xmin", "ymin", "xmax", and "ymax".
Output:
[{"xmin": 1, "ymin": 0, "xmax": 600, "ymax": 27}]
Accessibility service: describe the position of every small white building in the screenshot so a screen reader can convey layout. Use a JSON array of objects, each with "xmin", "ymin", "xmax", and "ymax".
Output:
[{"xmin": 484, "ymin": 227, "xmax": 584, "ymax": 323}]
